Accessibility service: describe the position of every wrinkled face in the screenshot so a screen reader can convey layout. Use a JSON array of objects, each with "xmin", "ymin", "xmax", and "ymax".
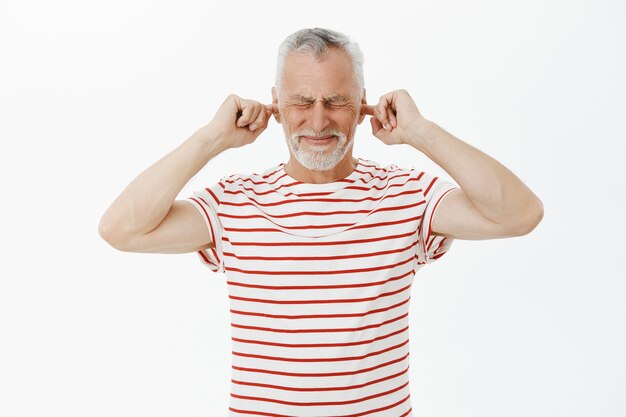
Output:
[{"xmin": 273, "ymin": 48, "xmax": 366, "ymax": 170}]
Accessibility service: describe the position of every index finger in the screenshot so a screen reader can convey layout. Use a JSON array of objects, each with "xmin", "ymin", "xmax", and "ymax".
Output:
[
  {"xmin": 265, "ymin": 103, "xmax": 278, "ymax": 114},
  {"xmin": 361, "ymin": 104, "xmax": 376, "ymax": 116}
]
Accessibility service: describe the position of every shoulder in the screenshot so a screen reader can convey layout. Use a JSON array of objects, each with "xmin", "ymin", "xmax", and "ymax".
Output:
[
  {"xmin": 220, "ymin": 162, "xmax": 283, "ymax": 189},
  {"xmin": 365, "ymin": 159, "xmax": 416, "ymax": 176},
  {"xmin": 353, "ymin": 159, "xmax": 420, "ymax": 189}
]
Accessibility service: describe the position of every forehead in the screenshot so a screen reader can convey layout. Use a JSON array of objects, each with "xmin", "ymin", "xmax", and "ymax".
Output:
[{"xmin": 281, "ymin": 48, "xmax": 356, "ymax": 98}]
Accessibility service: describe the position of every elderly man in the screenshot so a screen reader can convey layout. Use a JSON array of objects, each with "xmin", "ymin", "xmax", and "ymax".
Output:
[{"xmin": 99, "ymin": 28, "xmax": 543, "ymax": 417}]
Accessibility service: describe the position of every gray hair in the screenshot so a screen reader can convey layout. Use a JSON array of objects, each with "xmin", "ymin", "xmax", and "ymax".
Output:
[{"xmin": 275, "ymin": 28, "xmax": 364, "ymax": 99}]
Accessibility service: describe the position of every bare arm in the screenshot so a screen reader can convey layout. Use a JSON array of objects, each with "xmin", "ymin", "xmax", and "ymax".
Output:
[
  {"xmin": 98, "ymin": 94, "xmax": 275, "ymax": 253},
  {"xmin": 363, "ymin": 89, "xmax": 544, "ymax": 239},
  {"xmin": 98, "ymin": 127, "xmax": 226, "ymax": 251}
]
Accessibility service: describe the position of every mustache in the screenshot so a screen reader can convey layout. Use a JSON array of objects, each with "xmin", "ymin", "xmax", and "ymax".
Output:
[{"xmin": 292, "ymin": 128, "xmax": 346, "ymax": 139}]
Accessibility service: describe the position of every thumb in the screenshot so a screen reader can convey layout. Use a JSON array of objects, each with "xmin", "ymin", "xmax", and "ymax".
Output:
[{"xmin": 370, "ymin": 116, "xmax": 390, "ymax": 141}]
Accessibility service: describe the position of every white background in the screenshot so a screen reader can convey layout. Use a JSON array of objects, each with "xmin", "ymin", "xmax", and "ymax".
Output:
[{"xmin": 1, "ymin": 0, "xmax": 624, "ymax": 416}]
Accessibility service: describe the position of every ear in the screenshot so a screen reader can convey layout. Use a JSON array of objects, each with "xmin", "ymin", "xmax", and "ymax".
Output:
[
  {"xmin": 271, "ymin": 86, "xmax": 282, "ymax": 124},
  {"xmin": 357, "ymin": 88, "xmax": 367, "ymax": 125}
]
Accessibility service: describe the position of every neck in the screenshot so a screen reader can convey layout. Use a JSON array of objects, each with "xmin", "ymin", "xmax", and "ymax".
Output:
[{"xmin": 285, "ymin": 156, "xmax": 358, "ymax": 184}]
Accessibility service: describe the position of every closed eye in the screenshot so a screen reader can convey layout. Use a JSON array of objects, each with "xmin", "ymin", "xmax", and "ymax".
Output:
[
  {"xmin": 297, "ymin": 102, "xmax": 347, "ymax": 107},
  {"xmin": 289, "ymin": 100, "xmax": 350, "ymax": 109},
  {"xmin": 290, "ymin": 102, "xmax": 313, "ymax": 108}
]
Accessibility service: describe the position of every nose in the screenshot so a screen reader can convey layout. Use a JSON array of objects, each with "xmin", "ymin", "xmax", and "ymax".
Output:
[{"xmin": 310, "ymin": 101, "xmax": 330, "ymax": 133}]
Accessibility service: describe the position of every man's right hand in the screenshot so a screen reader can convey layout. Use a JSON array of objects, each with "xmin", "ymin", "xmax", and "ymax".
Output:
[{"xmin": 204, "ymin": 94, "xmax": 275, "ymax": 150}]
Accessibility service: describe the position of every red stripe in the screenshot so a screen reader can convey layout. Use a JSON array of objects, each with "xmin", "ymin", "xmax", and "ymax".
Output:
[
  {"xmin": 263, "ymin": 165, "xmax": 285, "ymax": 179},
  {"xmin": 197, "ymin": 249, "xmax": 210, "ymax": 264},
  {"xmin": 232, "ymin": 325, "xmax": 409, "ymax": 349},
  {"xmin": 359, "ymin": 171, "xmax": 411, "ymax": 183},
  {"xmin": 272, "ymin": 179, "xmax": 297, "ymax": 195},
  {"xmin": 223, "ymin": 240, "xmax": 416, "ymax": 261},
  {"xmin": 232, "ymin": 351, "xmax": 409, "ymax": 377},
  {"xmin": 426, "ymin": 187, "xmax": 457, "ymax": 242},
  {"xmin": 229, "ymin": 283, "xmax": 411, "ymax": 307},
  {"xmin": 228, "ymin": 407, "xmax": 292, "ymax": 417},
  {"xmin": 210, "ymin": 246, "xmax": 220, "ymax": 266},
  {"xmin": 224, "ymin": 173, "xmax": 287, "ymax": 185},
  {"xmin": 342, "ymin": 183, "xmax": 399, "ymax": 193},
  {"xmin": 276, "ymin": 178, "xmax": 355, "ymax": 189},
  {"xmin": 335, "ymin": 394, "xmax": 411, "ymax": 417},
  {"xmin": 224, "ymin": 254, "xmax": 415, "ymax": 275},
  {"xmin": 230, "ymin": 381, "xmax": 409, "ymax": 407},
  {"xmin": 230, "ymin": 279, "xmax": 411, "ymax": 303},
  {"xmin": 268, "ymin": 172, "xmax": 287, "ymax": 188},
  {"xmin": 203, "ymin": 186, "xmax": 221, "ymax": 205},
  {"xmin": 285, "ymin": 187, "xmax": 334, "ymax": 197},
  {"xmin": 227, "ymin": 269, "xmax": 413, "ymax": 292},
  {"xmin": 188, "ymin": 197, "xmax": 216, "ymax": 243},
  {"xmin": 335, "ymin": 393, "xmax": 411, "ymax": 417},
  {"xmin": 224, "ymin": 215, "xmax": 422, "ymax": 233},
  {"xmin": 228, "ymin": 394, "xmax": 410, "ymax": 416},
  {"xmin": 220, "ymin": 187, "xmax": 422, "ymax": 208},
  {"xmin": 221, "ymin": 200, "xmax": 424, "ymax": 220},
  {"xmin": 276, "ymin": 170, "xmax": 410, "ymax": 190},
  {"xmin": 231, "ymin": 365, "xmax": 409, "ymax": 392},
  {"xmin": 233, "ymin": 219, "xmax": 354, "ymax": 230},
  {"xmin": 423, "ymin": 176, "xmax": 438, "ymax": 197},
  {"xmin": 232, "ymin": 339, "xmax": 409, "ymax": 363},
  {"xmin": 229, "ymin": 296, "xmax": 409, "ymax": 323},
  {"xmin": 356, "ymin": 160, "xmax": 379, "ymax": 170},
  {"xmin": 193, "ymin": 197, "xmax": 221, "ymax": 265},
  {"xmin": 188, "ymin": 197, "xmax": 221, "ymax": 267},
  {"xmin": 219, "ymin": 178, "xmax": 417, "ymax": 205},
  {"xmin": 230, "ymin": 312, "xmax": 408, "ymax": 334},
  {"xmin": 224, "ymin": 187, "xmax": 298, "ymax": 197},
  {"xmin": 224, "ymin": 230, "xmax": 416, "ymax": 246}
]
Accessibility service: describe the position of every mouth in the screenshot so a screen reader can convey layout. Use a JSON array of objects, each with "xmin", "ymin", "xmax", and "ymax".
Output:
[{"xmin": 302, "ymin": 135, "xmax": 335, "ymax": 145}]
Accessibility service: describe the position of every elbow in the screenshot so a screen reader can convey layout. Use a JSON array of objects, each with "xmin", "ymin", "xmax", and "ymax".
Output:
[
  {"xmin": 515, "ymin": 200, "xmax": 544, "ymax": 236},
  {"xmin": 98, "ymin": 219, "xmax": 129, "ymax": 251},
  {"xmin": 98, "ymin": 219, "xmax": 113, "ymax": 243}
]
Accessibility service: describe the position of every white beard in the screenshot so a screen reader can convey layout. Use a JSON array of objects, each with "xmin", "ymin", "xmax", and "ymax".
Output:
[{"xmin": 283, "ymin": 120, "xmax": 357, "ymax": 171}]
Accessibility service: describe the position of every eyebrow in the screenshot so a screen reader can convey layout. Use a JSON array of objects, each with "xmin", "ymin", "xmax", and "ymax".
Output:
[{"xmin": 287, "ymin": 94, "xmax": 351, "ymax": 103}]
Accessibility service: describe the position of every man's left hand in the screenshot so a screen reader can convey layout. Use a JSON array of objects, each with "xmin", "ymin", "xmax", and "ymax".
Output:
[{"xmin": 362, "ymin": 89, "xmax": 430, "ymax": 146}]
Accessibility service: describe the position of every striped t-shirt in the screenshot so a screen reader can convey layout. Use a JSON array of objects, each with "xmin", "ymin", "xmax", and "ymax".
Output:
[{"xmin": 184, "ymin": 157, "xmax": 458, "ymax": 417}]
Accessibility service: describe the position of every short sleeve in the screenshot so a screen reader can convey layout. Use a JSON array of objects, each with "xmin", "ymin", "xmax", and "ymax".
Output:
[
  {"xmin": 413, "ymin": 169, "xmax": 460, "ymax": 265},
  {"xmin": 183, "ymin": 179, "xmax": 226, "ymax": 274}
]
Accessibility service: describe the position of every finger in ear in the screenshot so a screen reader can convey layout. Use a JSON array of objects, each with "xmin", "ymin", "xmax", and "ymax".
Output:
[
  {"xmin": 387, "ymin": 108, "xmax": 396, "ymax": 129},
  {"xmin": 370, "ymin": 115, "xmax": 387, "ymax": 138}
]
